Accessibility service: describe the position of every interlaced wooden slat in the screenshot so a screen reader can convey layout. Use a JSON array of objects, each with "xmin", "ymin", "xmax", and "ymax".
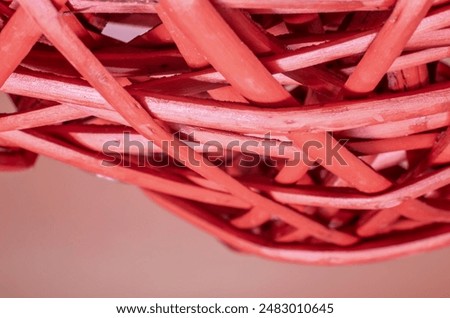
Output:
[{"xmin": 1, "ymin": 0, "xmax": 450, "ymax": 264}]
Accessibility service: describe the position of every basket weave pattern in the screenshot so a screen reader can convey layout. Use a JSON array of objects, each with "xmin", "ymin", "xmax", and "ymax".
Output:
[{"xmin": 1, "ymin": 0, "xmax": 450, "ymax": 264}]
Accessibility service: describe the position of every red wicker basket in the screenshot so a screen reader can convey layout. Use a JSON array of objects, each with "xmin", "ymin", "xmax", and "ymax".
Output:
[{"xmin": 1, "ymin": 0, "xmax": 450, "ymax": 264}]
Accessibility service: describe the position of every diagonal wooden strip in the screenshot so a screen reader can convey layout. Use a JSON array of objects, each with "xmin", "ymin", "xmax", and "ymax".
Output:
[
  {"xmin": 159, "ymin": 0, "xmax": 297, "ymax": 107},
  {"xmin": 0, "ymin": 7, "xmax": 45, "ymax": 86},
  {"xmin": 0, "ymin": 104, "xmax": 89, "ymax": 132},
  {"xmin": 231, "ymin": 207, "xmax": 271, "ymax": 229},
  {"xmin": 289, "ymin": 132, "xmax": 392, "ymax": 193},
  {"xmin": 345, "ymin": 0, "xmax": 434, "ymax": 94},
  {"xmin": 155, "ymin": 5, "xmax": 209, "ymax": 69},
  {"xmin": 0, "ymin": 0, "xmax": 70, "ymax": 87},
  {"xmin": 357, "ymin": 200, "xmax": 450, "ymax": 237}
]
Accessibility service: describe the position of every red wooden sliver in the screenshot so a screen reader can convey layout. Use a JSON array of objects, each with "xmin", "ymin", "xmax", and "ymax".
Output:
[{"xmin": 1, "ymin": 0, "xmax": 450, "ymax": 264}]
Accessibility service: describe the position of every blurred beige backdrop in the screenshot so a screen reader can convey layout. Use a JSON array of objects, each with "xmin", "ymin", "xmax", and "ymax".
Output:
[{"xmin": 0, "ymin": 155, "xmax": 450, "ymax": 297}]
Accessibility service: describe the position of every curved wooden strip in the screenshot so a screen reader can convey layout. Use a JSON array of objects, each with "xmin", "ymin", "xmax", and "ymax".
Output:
[
  {"xmin": 69, "ymin": 0, "xmax": 397, "ymax": 14},
  {"xmin": 3, "ymin": 70, "xmax": 450, "ymax": 135}
]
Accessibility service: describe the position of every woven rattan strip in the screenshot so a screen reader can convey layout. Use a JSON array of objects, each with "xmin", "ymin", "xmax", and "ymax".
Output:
[{"xmin": 1, "ymin": 0, "xmax": 450, "ymax": 264}]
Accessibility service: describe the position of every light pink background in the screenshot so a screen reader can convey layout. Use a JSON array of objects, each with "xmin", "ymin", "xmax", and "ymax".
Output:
[{"xmin": 1, "ymin": 156, "xmax": 450, "ymax": 297}]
